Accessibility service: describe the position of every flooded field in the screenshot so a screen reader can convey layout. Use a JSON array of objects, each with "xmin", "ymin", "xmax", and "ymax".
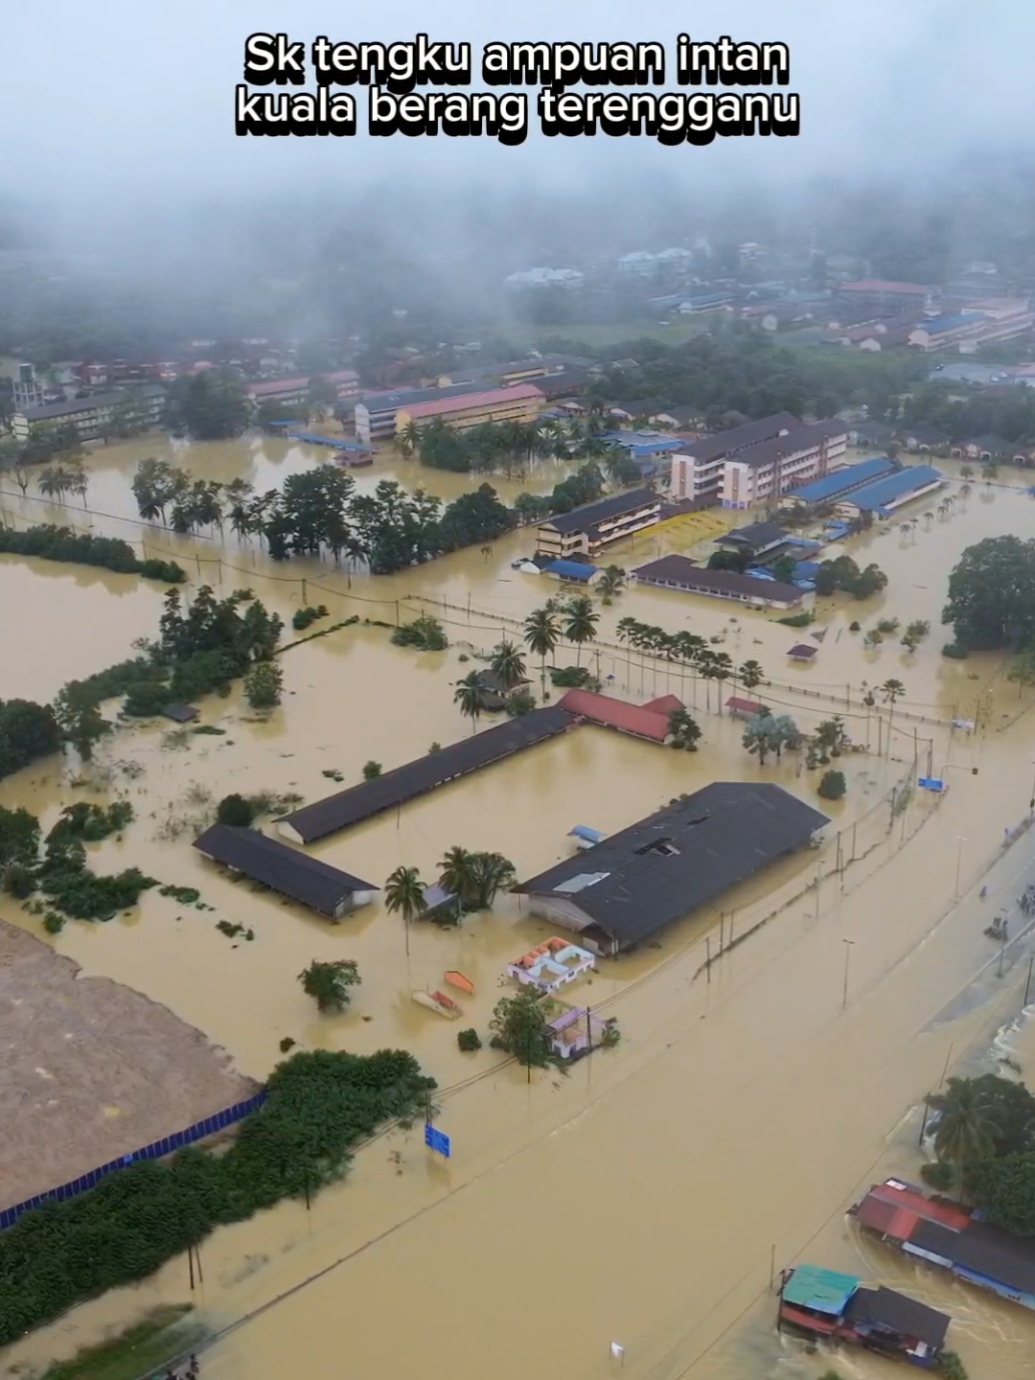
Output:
[{"xmin": 2, "ymin": 437, "xmax": 1035, "ymax": 1380}]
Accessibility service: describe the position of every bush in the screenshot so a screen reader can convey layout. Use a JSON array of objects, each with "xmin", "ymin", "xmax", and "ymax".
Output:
[
  {"xmin": 122, "ymin": 681, "xmax": 172, "ymax": 717},
  {"xmin": 0, "ymin": 1049, "xmax": 434, "ymax": 1345},
  {"xmin": 921, "ymin": 1160, "xmax": 955, "ymax": 1190},
  {"xmin": 0, "ymin": 525, "xmax": 185, "ymax": 583},
  {"xmin": 391, "ymin": 614, "xmax": 448, "ymax": 651},
  {"xmin": 279, "ymin": 1037, "xmax": 296, "ymax": 1053},
  {"xmin": 776, "ymin": 611, "xmax": 814, "ymax": 628},
  {"xmin": 362, "ymin": 760, "xmax": 382, "ymax": 780},
  {"xmin": 457, "ymin": 1028, "xmax": 482, "ymax": 1052},
  {"xmin": 848, "ymin": 621, "xmax": 861, "ymax": 632},
  {"xmin": 291, "ymin": 604, "xmax": 329, "ymax": 631},
  {"xmin": 936, "ymin": 1351, "xmax": 969, "ymax": 1380},
  {"xmin": 217, "ymin": 793, "xmax": 255, "ymax": 827},
  {"xmin": 505, "ymin": 689, "xmax": 536, "ymax": 717},
  {"xmin": 244, "ymin": 660, "xmax": 283, "ymax": 709},
  {"xmin": 550, "ymin": 665, "xmax": 595, "ymax": 688},
  {"xmin": 817, "ymin": 769, "xmax": 846, "ymax": 801},
  {"xmin": 942, "ymin": 642, "xmax": 970, "ymax": 659},
  {"xmin": 299, "ymin": 958, "xmax": 361, "ymax": 1012}
]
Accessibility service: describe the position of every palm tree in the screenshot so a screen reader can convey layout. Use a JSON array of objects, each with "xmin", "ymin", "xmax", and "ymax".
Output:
[
  {"xmin": 668, "ymin": 706, "xmax": 702, "ymax": 751},
  {"xmin": 742, "ymin": 711, "xmax": 773, "ymax": 766},
  {"xmin": 697, "ymin": 648, "xmax": 717, "ymax": 712},
  {"xmin": 710, "ymin": 651, "xmax": 733, "ymax": 714},
  {"xmin": 37, "ymin": 465, "xmax": 71, "ymax": 503},
  {"xmin": 490, "ymin": 639, "xmax": 527, "ymax": 693},
  {"xmin": 922, "ymin": 510, "xmax": 935, "ymax": 531},
  {"xmin": 397, "ymin": 420, "xmax": 422, "ymax": 459},
  {"xmin": 960, "ymin": 464, "xmax": 974, "ymax": 481},
  {"xmin": 927, "ymin": 1077, "xmax": 1003, "ymax": 1180},
  {"xmin": 564, "ymin": 595, "xmax": 599, "ymax": 668},
  {"xmin": 597, "ymin": 566, "xmax": 626, "ymax": 605},
  {"xmin": 439, "ymin": 846, "xmax": 479, "ymax": 910},
  {"xmin": 384, "ymin": 865, "xmax": 424, "ymax": 956},
  {"xmin": 468, "ymin": 852, "xmax": 517, "ymax": 909},
  {"xmin": 880, "ymin": 677, "xmax": 906, "ymax": 746},
  {"xmin": 454, "ymin": 672, "xmax": 488, "ymax": 733},
  {"xmin": 739, "ymin": 659, "xmax": 765, "ymax": 692},
  {"xmin": 524, "ymin": 607, "xmax": 559, "ymax": 699}
]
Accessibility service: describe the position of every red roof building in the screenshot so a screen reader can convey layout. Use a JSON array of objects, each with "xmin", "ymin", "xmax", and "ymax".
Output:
[
  {"xmin": 642, "ymin": 694, "xmax": 684, "ymax": 716},
  {"xmin": 555, "ymin": 689, "xmax": 674, "ymax": 743}
]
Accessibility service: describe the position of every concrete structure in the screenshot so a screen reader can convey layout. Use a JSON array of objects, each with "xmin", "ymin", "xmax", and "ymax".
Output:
[
  {"xmin": 12, "ymin": 364, "xmax": 45, "ymax": 411},
  {"xmin": 908, "ymin": 299, "xmax": 1035, "ymax": 354},
  {"xmin": 833, "ymin": 465, "xmax": 944, "ymax": 519},
  {"xmin": 838, "ymin": 280, "xmax": 931, "ymax": 314},
  {"xmin": 670, "ymin": 413, "xmax": 801, "ymax": 502},
  {"xmin": 246, "ymin": 371, "xmax": 359, "ymax": 408},
  {"xmin": 548, "ymin": 1006, "xmax": 609, "ymax": 1059},
  {"xmin": 535, "ymin": 488, "xmax": 660, "ymax": 559},
  {"xmin": 504, "ymin": 267, "xmax": 584, "ymax": 290},
  {"xmin": 396, "ymin": 383, "xmax": 544, "ymax": 434},
  {"xmin": 633, "ymin": 555, "xmax": 804, "ymax": 608},
  {"xmin": 719, "ymin": 421, "xmax": 849, "ymax": 509},
  {"xmin": 780, "ymin": 455, "xmax": 898, "ymax": 508},
  {"xmin": 352, "ymin": 382, "xmax": 487, "ymax": 442},
  {"xmin": 716, "ymin": 522, "xmax": 788, "ymax": 558},
  {"xmin": 193, "ymin": 826, "xmax": 378, "ymax": 920},
  {"xmin": 507, "ymin": 937, "xmax": 596, "ymax": 994},
  {"xmin": 11, "ymin": 385, "xmax": 166, "ymax": 443}
]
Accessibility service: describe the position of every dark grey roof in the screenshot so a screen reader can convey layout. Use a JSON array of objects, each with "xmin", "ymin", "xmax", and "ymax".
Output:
[
  {"xmin": 673, "ymin": 412, "xmax": 800, "ymax": 464},
  {"xmin": 18, "ymin": 384, "xmax": 165, "ymax": 421},
  {"xmin": 910, "ymin": 1217, "xmax": 1035, "ymax": 1296},
  {"xmin": 843, "ymin": 1286, "xmax": 949, "ymax": 1348},
  {"xmin": 634, "ymin": 556, "xmax": 803, "ymax": 604},
  {"xmin": 279, "ymin": 707, "xmax": 577, "ymax": 843},
  {"xmin": 352, "ymin": 381, "xmax": 486, "ymax": 414},
  {"xmin": 162, "ymin": 703, "xmax": 199, "ymax": 724},
  {"xmin": 515, "ymin": 782, "xmax": 828, "ymax": 948},
  {"xmin": 193, "ymin": 825, "xmax": 376, "ymax": 918},
  {"xmin": 725, "ymin": 421, "xmax": 849, "ymax": 470},
  {"xmin": 539, "ymin": 489, "xmax": 658, "ymax": 536},
  {"xmin": 719, "ymin": 521, "xmax": 788, "ymax": 549}
]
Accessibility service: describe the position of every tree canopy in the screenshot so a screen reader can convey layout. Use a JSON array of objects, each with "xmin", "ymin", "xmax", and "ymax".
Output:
[{"xmin": 943, "ymin": 536, "xmax": 1035, "ymax": 651}]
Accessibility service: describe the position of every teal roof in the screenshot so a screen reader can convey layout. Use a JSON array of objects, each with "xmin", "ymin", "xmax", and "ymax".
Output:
[{"xmin": 783, "ymin": 1263, "xmax": 860, "ymax": 1314}]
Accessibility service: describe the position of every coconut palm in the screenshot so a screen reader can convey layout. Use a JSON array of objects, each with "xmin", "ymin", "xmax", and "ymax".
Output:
[
  {"xmin": 597, "ymin": 565, "xmax": 626, "ymax": 605},
  {"xmin": 468, "ymin": 852, "xmax": 517, "ymax": 909},
  {"xmin": 454, "ymin": 671, "xmax": 488, "ymax": 733},
  {"xmin": 668, "ymin": 706, "xmax": 702, "ymax": 751},
  {"xmin": 384, "ymin": 864, "xmax": 425, "ymax": 956},
  {"xmin": 37, "ymin": 465, "xmax": 71, "ymax": 503},
  {"xmin": 739, "ymin": 659, "xmax": 765, "ymax": 692},
  {"xmin": 564, "ymin": 595, "xmax": 599, "ymax": 668},
  {"xmin": 439, "ymin": 846, "xmax": 479, "ymax": 910},
  {"xmin": 397, "ymin": 420, "xmax": 421, "ymax": 459},
  {"xmin": 710, "ymin": 651, "xmax": 734, "ymax": 714},
  {"xmin": 927, "ymin": 1077, "xmax": 1003, "ymax": 1178},
  {"xmin": 960, "ymin": 464, "xmax": 974, "ymax": 480},
  {"xmin": 523, "ymin": 607, "xmax": 559, "ymax": 698},
  {"xmin": 742, "ymin": 710, "xmax": 774, "ymax": 766},
  {"xmin": 880, "ymin": 677, "xmax": 906, "ymax": 746},
  {"xmin": 489, "ymin": 639, "xmax": 527, "ymax": 692}
]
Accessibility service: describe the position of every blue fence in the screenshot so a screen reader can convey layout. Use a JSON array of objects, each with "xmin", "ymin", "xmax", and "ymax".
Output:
[{"xmin": 0, "ymin": 1089, "xmax": 268, "ymax": 1232}]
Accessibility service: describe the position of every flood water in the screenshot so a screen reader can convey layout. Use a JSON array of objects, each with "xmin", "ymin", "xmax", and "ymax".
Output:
[{"xmin": 2, "ymin": 438, "xmax": 1035, "ymax": 1380}]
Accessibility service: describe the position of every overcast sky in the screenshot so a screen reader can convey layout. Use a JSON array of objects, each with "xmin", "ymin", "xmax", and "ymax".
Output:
[{"xmin": 2, "ymin": 1, "xmax": 1031, "ymax": 215}]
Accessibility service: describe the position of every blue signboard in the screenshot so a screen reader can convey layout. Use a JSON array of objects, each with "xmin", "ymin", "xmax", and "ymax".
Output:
[
  {"xmin": 918, "ymin": 777, "xmax": 945, "ymax": 793},
  {"xmin": 424, "ymin": 1123, "xmax": 451, "ymax": 1158}
]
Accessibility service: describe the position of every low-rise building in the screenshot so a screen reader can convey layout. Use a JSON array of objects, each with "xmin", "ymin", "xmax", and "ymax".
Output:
[
  {"xmin": 908, "ymin": 300, "xmax": 1034, "ymax": 354},
  {"xmin": 515, "ymin": 782, "xmax": 828, "ymax": 955},
  {"xmin": 11, "ymin": 384, "xmax": 166, "ymax": 443},
  {"xmin": 833, "ymin": 464, "xmax": 944, "ymax": 519},
  {"xmin": 780, "ymin": 454, "xmax": 899, "ymax": 508},
  {"xmin": 838, "ymin": 280, "xmax": 932, "ymax": 314},
  {"xmin": 397, "ymin": 383, "xmax": 544, "ymax": 434},
  {"xmin": 352, "ymin": 382, "xmax": 487, "ymax": 442},
  {"xmin": 535, "ymin": 488, "xmax": 661, "ymax": 559},
  {"xmin": 504, "ymin": 267, "xmax": 584, "ymax": 290},
  {"xmin": 633, "ymin": 555, "xmax": 804, "ymax": 609},
  {"xmin": 246, "ymin": 371, "xmax": 359, "ymax": 409}
]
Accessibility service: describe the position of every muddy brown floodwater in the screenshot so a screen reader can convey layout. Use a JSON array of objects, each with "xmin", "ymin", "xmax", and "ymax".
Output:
[{"xmin": 2, "ymin": 439, "xmax": 1035, "ymax": 1379}]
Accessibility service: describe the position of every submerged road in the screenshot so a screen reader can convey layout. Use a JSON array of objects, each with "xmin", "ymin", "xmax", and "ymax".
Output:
[{"xmin": 171, "ymin": 732, "xmax": 1035, "ymax": 1380}]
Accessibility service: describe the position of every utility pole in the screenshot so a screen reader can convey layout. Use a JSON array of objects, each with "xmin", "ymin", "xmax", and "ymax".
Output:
[
  {"xmin": 954, "ymin": 836, "xmax": 966, "ymax": 900},
  {"xmin": 841, "ymin": 938, "xmax": 855, "ymax": 1011},
  {"xmin": 706, "ymin": 935, "xmax": 712, "ymax": 982},
  {"xmin": 1025, "ymin": 957, "xmax": 1034, "ymax": 1009}
]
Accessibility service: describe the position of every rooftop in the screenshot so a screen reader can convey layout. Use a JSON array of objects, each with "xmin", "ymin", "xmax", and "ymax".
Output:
[
  {"xmin": 278, "ymin": 706, "xmax": 578, "ymax": 844},
  {"xmin": 782, "ymin": 1264, "xmax": 860, "ymax": 1315},
  {"xmin": 784, "ymin": 455, "xmax": 898, "ymax": 504},
  {"xmin": 352, "ymin": 380, "xmax": 490, "ymax": 414},
  {"xmin": 673, "ymin": 412, "xmax": 800, "ymax": 465},
  {"xmin": 539, "ymin": 488, "xmax": 659, "ymax": 536},
  {"xmin": 17, "ymin": 385, "xmax": 165, "ymax": 422},
  {"xmin": 840, "ymin": 280, "xmax": 930, "ymax": 294},
  {"xmin": 719, "ymin": 521, "xmax": 788, "ymax": 549},
  {"xmin": 633, "ymin": 556, "xmax": 803, "ymax": 604},
  {"xmin": 912, "ymin": 312, "xmax": 986, "ymax": 334},
  {"xmin": 400, "ymin": 383, "xmax": 544, "ymax": 421},
  {"xmin": 839, "ymin": 464, "xmax": 944, "ymax": 513},
  {"xmin": 843, "ymin": 1286, "xmax": 950, "ymax": 1349},
  {"xmin": 515, "ymin": 782, "xmax": 828, "ymax": 949},
  {"xmin": 192, "ymin": 825, "xmax": 376, "ymax": 918},
  {"xmin": 555, "ymin": 688, "xmax": 673, "ymax": 743}
]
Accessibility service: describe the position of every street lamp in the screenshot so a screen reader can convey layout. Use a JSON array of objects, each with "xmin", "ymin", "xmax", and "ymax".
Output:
[
  {"xmin": 842, "ymin": 938, "xmax": 855, "ymax": 1011},
  {"xmin": 954, "ymin": 835, "xmax": 966, "ymax": 900}
]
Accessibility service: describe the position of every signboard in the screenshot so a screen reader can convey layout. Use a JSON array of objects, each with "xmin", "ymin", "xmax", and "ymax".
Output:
[
  {"xmin": 918, "ymin": 777, "xmax": 945, "ymax": 793},
  {"xmin": 424, "ymin": 1123, "xmax": 451, "ymax": 1158}
]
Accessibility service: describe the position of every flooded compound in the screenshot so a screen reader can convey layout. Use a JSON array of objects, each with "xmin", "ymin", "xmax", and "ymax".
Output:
[{"xmin": 2, "ymin": 438, "xmax": 1035, "ymax": 1380}]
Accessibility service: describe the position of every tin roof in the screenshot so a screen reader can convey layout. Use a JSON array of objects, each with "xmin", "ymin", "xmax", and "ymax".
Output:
[
  {"xmin": 555, "ymin": 689, "xmax": 672, "ymax": 742},
  {"xmin": 782, "ymin": 1264, "xmax": 860, "ymax": 1314}
]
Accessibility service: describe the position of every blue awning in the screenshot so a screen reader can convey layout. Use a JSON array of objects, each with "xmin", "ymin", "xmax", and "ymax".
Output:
[{"xmin": 568, "ymin": 825, "xmax": 606, "ymax": 844}]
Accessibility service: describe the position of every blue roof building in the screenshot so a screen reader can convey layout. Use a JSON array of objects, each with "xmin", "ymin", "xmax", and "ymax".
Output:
[
  {"xmin": 542, "ymin": 559, "xmax": 599, "ymax": 583},
  {"xmin": 836, "ymin": 465, "xmax": 944, "ymax": 517},
  {"xmin": 603, "ymin": 431, "xmax": 687, "ymax": 459},
  {"xmin": 782, "ymin": 454, "xmax": 898, "ymax": 506}
]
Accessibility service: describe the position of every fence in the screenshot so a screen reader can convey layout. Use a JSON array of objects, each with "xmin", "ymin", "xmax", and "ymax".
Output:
[{"xmin": 0, "ymin": 1089, "xmax": 267, "ymax": 1231}]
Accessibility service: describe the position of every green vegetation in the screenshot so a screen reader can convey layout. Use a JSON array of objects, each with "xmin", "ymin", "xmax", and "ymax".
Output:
[
  {"xmin": 35, "ymin": 1304, "xmax": 201, "ymax": 1380},
  {"xmin": 244, "ymin": 659, "xmax": 284, "ymax": 709},
  {"xmin": 0, "ymin": 1049, "xmax": 434, "ymax": 1344},
  {"xmin": 490, "ymin": 638, "xmax": 527, "ymax": 692},
  {"xmin": 814, "ymin": 554, "xmax": 889, "ymax": 599},
  {"xmin": 292, "ymin": 604, "xmax": 329, "ymax": 631},
  {"xmin": 936, "ymin": 1351, "xmax": 969, "ymax": 1380},
  {"xmin": 454, "ymin": 671, "xmax": 490, "ymax": 731},
  {"xmin": 550, "ymin": 665, "xmax": 596, "ymax": 688},
  {"xmin": 216, "ymin": 920, "xmax": 254, "ymax": 941},
  {"xmin": 490, "ymin": 990, "xmax": 554, "ymax": 1067},
  {"xmin": 299, "ymin": 959, "xmax": 361, "ymax": 1012},
  {"xmin": 668, "ymin": 706, "xmax": 702, "ymax": 751},
  {"xmin": 943, "ymin": 536, "xmax": 1035, "ymax": 652},
  {"xmin": 362, "ymin": 760, "xmax": 383, "ymax": 780},
  {"xmin": 563, "ymin": 595, "xmax": 599, "ymax": 667},
  {"xmin": 438, "ymin": 846, "xmax": 517, "ymax": 912},
  {"xmin": 920, "ymin": 1160, "xmax": 955, "ymax": 1190},
  {"xmin": 158, "ymin": 885, "xmax": 201, "ymax": 904},
  {"xmin": 0, "ymin": 696, "xmax": 63, "ymax": 781},
  {"xmin": 818, "ymin": 769, "xmax": 846, "ymax": 800},
  {"xmin": 598, "ymin": 565, "xmax": 626, "ymax": 604},
  {"xmin": 457, "ymin": 1028, "xmax": 482, "ymax": 1052},
  {"xmin": 216, "ymin": 794, "xmax": 255, "ymax": 827},
  {"xmin": 524, "ymin": 607, "xmax": 560, "ymax": 698},
  {"xmin": 742, "ymin": 711, "xmax": 799, "ymax": 766},
  {"xmin": 902, "ymin": 619, "xmax": 931, "ymax": 651},
  {"xmin": 0, "ymin": 525, "xmax": 184, "ymax": 582},
  {"xmin": 163, "ymin": 369, "xmax": 251, "ymax": 440},
  {"xmin": 391, "ymin": 613, "xmax": 449, "ymax": 650},
  {"xmin": 775, "ymin": 610, "xmax": 814, "ymax": 627},
  {"xmin": 875, "ymin": 617, "xmax": 900, "ymax": 634},
  {"xmin": 923, "ymin": 1075, "xmax": 1035, "ymax": 1230},
  {"xmin": 505, "ymin": 689, "xmax": 536, "ymax": 717}
]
